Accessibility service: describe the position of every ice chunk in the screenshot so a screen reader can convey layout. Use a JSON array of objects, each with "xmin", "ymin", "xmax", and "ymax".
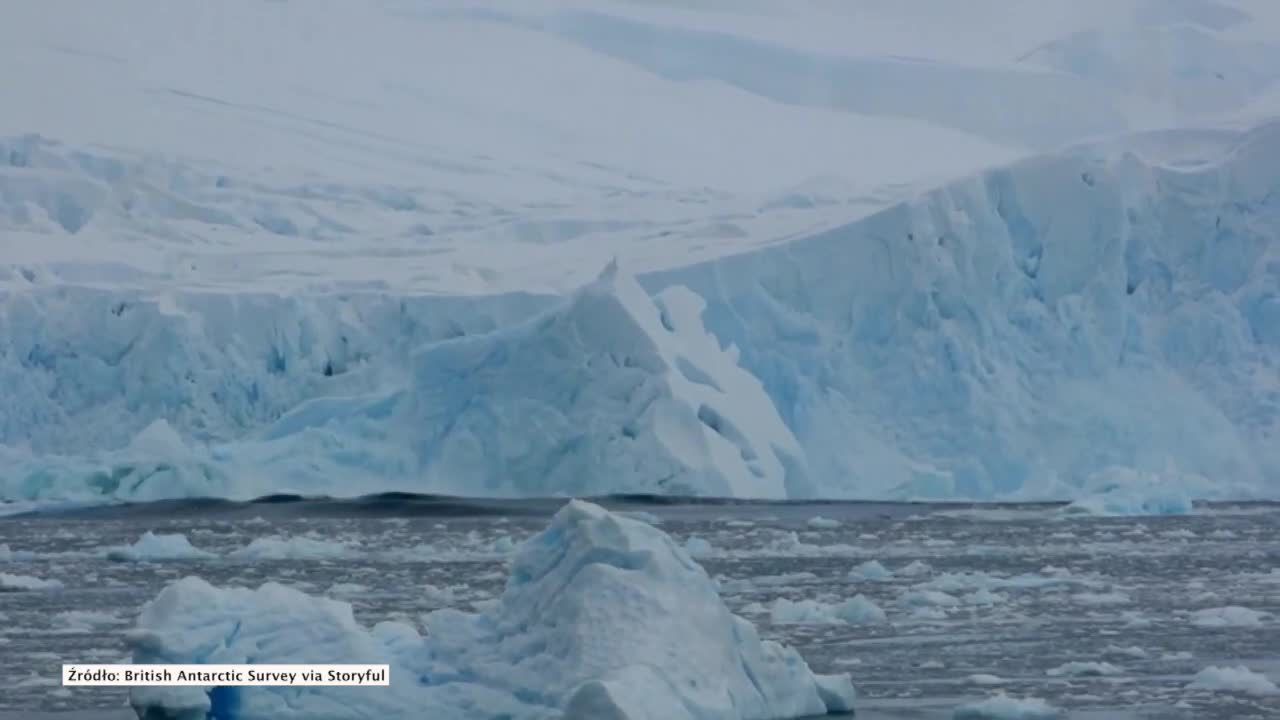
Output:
[
  {"xmin": 0, "ymin": 572, "xmax": 63, "ymax": 591},
  {"xmin": 898, "ymin": 560, "xmax": 932, "ymax": 577},
  {"xmin": 806, "ymin": 516, "xmax": 841, "ymax": 529},
  {"xmin": 1072, "ymin": 591, "xmax": 1130, "ymax": 606},
  {"xmin": 683, "ymin": 535, "xmax": 715, "ymax": 558},
  {"xmin": 901, "ymin": 589, "xmax": 960, "ymax": 608},
  {"xmin": 228, "ymin": 535, "xmax": 355, "ymax": 560},
  {"xmin": 1102, "ymin": 645, "xmax": 1148, "ymax": 659},
  {"xmin": 106, "ymin": 531, "xmax": 216, "ymax": 562},
  {"xmin": 1186, "ymin": 666, "xmax": 1279, "ymax": 696},
  {"xmin": 128, "ymin": 500, "xmax": 856, "ymax": 719},
  {"xmin": 769, "ymin": 595, "xmax": 886, "ymax": 625},
  {"xmin": 55, "ymin": 609, "xmax": 126, "ymax": 632},
  {"xmin": 1063, "ymin": 467, "xmax": 1201, "ymax": 516},
  {"xmin": 0, "ymin": 543, "xmax": 35, "ymax": 561},
  {"xmin": 1190, "ymin": 606, "xmax": 1268, "ymax": 628},
  {"xmin": 849, "ymin": 560, "xmax": 893, "ymax": 581},
  {"xmin": 1044, "ymin": 661, "xmax": 1122, "ymax": 677},
  {"xmin": 952, "ymin": 693, "xmax": 1061, "ymax": 719}
]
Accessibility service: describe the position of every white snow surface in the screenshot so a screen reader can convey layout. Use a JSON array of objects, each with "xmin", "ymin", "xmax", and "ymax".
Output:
[
  {"xmin": 127, "ymin": 500, "xmax": 856, "ymax": 720},
  {"xmin": 3, "ymin": 1, "xmax": 1280, "ymax": 503}
]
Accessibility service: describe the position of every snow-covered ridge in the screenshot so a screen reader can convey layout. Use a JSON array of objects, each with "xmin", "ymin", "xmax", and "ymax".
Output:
[
  {"xmin": 127, "ymin": 500, "xmax": 856, "ymax": 719},
  {"xmin": 3, "ymin": 120, "xmax": 1279, "ymax": 503}
]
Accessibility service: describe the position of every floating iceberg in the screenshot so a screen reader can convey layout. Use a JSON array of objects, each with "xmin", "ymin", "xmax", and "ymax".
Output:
[
  {"xmin": 848, "ymin": 560, "xmax": 893, "ymax": 581},
  {"xmin": 952, "ymin": 693, "xmax": 1061, "ymax": 719},
  {"xmin": 127, "ymin": 500, "xmax": 856, "ymax": 719},
  {"xmin": 228, "ymin": 535, "xmax": 356, "ymax": 561},
  {"xmin": 0, "ymin": 572, "xmax": 63, "ymax": 591},
  {"xmin": 768, "ymin": 595, "xmax": 887, "ymax": 625},
  {"xmin": 1186, "ymin": 666, "xmax": 1279, "ymax": 696},
  {"xmin": 106, "ymin": 532, "xmax": 216, "ymax": 562},
  {"xmin": 1189, "ymin": 606, "xmax": 1268, "ymax": 628},
  {"xmin": 0, "ymin": 543, "xmax": 35, "ymax": 562}
]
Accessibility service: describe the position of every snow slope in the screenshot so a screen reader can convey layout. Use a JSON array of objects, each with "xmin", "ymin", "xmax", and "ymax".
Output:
[
  {"xmin": 1, "ymin": 1, "xmax": 1279, "ymax": 502},
  {"xmin": 127, "ymin": 500, "xmax": 856, "ymax": 719}
]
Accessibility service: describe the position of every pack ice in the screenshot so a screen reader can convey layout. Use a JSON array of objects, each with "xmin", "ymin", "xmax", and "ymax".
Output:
[{"xmin": 126, "ymin": 500, "xmax": 856, "ymax": 720}]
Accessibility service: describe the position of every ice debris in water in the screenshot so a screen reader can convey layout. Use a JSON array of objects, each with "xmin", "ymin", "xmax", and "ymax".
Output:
[
  {"xmin": 1062, "ymin": 467, "xmax": 1208, "ymax": 516},
  {"xmin": 1044, "ymin": 661, "xmax": 1122, "ymax": 677},
  {"xmin": 227, "ymin": 535, "xmax": 355, "ymax": 560},
  {"xmin": 898, "ymin": 560, "xmax": 932, "ymax": 576},
  {"xmin": 1185, "ymin": 666, "xmax": 1280, "ymax": 696},
  {"xmin": 1189, "ymin": 606, "xmax": 1268, "ymax": 628},
  {"xmin": 0, "ymin": 543, "xmax": 35, "ymax": 561},
  {"xmin": 0, "ymin": 572, "xmax": 63, "ymax": 591},
  {"xmin": 684, "ymin": 535, "xmax": 715, "ymax": 557},
  {"xmin": 952, "ymin": 693, "xmax": 1062, "ymax": 719},
  {"xmin": 106, "ymin": 532, "xmax": 216, "ymax": 562},
  {"xmin": 127, "ymin": 500, "xmax": 856, "ymax": 719},
  {"xmin": 767, "ymin": 595, "xmax": 887, "ymax": 625},
  {"xmin": 849, "ymin": 560, "xmax": 893, "ymax": 581}
]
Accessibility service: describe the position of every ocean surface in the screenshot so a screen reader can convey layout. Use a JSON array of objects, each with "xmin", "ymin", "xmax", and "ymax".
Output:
[{"xmin": 2, "ymin": 495, "xmax": 1278, "ymax": 719}]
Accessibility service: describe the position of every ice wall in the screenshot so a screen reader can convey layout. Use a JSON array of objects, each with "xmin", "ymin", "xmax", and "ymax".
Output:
[
  {"xmin": 0, "ymin": 265, "xmax": 806, "ymax": 501},
  {"xmin": 642, "ymin": 121, "xmax": 1280, "ymax": 499},
  {"xmin": 2, "ymin": 123, "xmax": 1278, "ymax": 502}
]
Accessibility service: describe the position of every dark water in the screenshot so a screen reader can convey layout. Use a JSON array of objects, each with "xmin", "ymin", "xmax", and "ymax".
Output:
[{"xmin": 2, "ymin": 496, "xmax": 1278, "ymax": 719}]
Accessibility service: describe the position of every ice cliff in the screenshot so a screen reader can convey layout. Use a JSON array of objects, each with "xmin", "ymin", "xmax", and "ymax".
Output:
[
  {"xmin": 2, "ymin": 121, "xmax": 1279, "ymax": 502},
  {"xmin": 127, "ymin": 500, "xmax": 856, "ymax": 719}
]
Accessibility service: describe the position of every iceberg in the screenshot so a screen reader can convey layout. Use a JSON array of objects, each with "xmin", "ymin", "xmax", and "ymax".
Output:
[
  {"xmin": 127, "ymin": 500, "xmax": 856, "ymax": 720},
  {"xmin": 227, "ymin": 535, "xmax": 355, "ymax": 561},
  {"xmin": 952, "ymin": 693, "xmax": 1061, "ymax": 719},
  {"xmin": 1186, "ymin": 666, "xmax": 1280, "ymax": 696},
  {"xmin": 768, "ymin": 595, "xmax": 887, "ymax": 625},
  {"xmin": 106, "ymin": 532, "xmax": 216, "ymax": 562},
  {"xmin": 0, "ymin": 572, "xmax": 63, "ymax": 591}
]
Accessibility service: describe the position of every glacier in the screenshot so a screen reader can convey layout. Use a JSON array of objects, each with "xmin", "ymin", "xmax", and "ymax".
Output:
[
  {"xmin": 3, "ymin": 121, "xmax": 1277, "ymax": 503},
  {"xmin": 126, "ymin": 500, "xmax": 856, "ymax": 720},
  {"xmin": 2, "ymin": 0, "xmax": 1280, "ymax": 504}
]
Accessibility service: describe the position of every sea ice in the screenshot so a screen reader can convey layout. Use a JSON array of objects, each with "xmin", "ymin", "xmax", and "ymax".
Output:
[
  {"xmin": 128, "ymin": 500, "xmax": 856, "ymax": 719},
  {"xmin": 228, "ymin": 535, "xmax": 355, "ymax": 561},
  {"xmin": 1189, "ymin": 606, "xmax": 1268, "ymax": 628},
  {"xmin": 806, "ymin": 516, "xmax": 841, "ymax": 529},
  {"xmin": 106, "ymin": 531, "xmax": 216, "ymax": 562},
  {"xmin": 901, "ymin": 589, "xmax": 961, "ymax": 608},
  {"xmin": 768, "ymin": 595, "xmax": 887, "ymax": 625},
  {"xmin": 899, "ymin": 560, "xmax": 932, "ymax": 577},
  {"xmin": 0, "ymin": 572, "xmax": 63, "ymax": 591},
  {"xmin": 952, "ymin": 693, "xmax": 1061, "ymax": 719},
  {"xmin": 1185, "ymin": 666, "xmax": 1279, "ymax": 696},
  {"xmin": 1044, "ymin": 661, "xmax": 1122, "ymax": 677},
  {"xmin": 0, "ymin": 543, "xmax": 35, "ymax": 561},
  {"xmin": 849, "ymin": 560, "xmax": 893, "ymax": 581}
]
